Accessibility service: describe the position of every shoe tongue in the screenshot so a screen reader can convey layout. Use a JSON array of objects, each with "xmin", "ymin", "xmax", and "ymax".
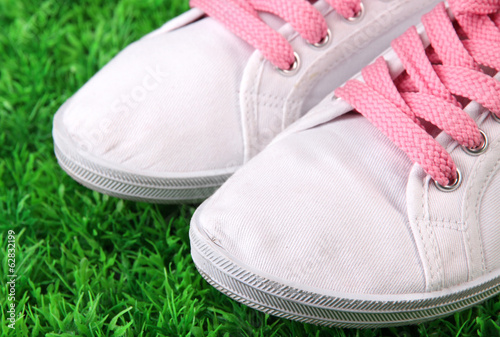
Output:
[
  {"xmin": 253, "ymin": 0, "xmax": 327, "ymax": 40},
  {"xmin": 258, "ymin": 12, "xmax": 286, "ymax": 32},
  {"xmin": 274, "ymin": 23, "xmax": 447, "ymax": 142},
  {"xmin": 419, "ymin": 120, "xmax": 443, "ymax": 138}
]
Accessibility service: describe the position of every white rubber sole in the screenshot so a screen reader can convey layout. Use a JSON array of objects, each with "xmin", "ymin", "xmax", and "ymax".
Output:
[
  {"xmin": 52, "ymin": 105, "xmax": 236, "ymax": 204},
  {"xmin": 190, "ymin": 207, "xmax": 500, "ymax": 328}
]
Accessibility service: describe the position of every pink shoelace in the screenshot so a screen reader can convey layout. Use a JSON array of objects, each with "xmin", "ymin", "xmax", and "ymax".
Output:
[
  {"xmin": 189, "ymin": 0, "xmax": 362, "ymax": 70},
  {"xmin": 336, "ymin": 0, "xmax": 500, "ymax": 187}
]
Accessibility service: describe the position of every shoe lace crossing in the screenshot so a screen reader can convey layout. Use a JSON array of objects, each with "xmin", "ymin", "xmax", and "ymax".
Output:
[
  {"xmin": 189, "ymin": 0, "xmax": 362, "ymax": 70},
  {"xmin": 335, "ymin": 0, "xmax": 500, "ymax": 187}
]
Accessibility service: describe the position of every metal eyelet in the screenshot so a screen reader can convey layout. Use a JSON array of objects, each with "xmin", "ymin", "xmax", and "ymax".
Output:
[
  {"xmin": 309, "ymin": 29, "xmax": 331, "ymax": 49},
  {"xmin": 276, "ymin": 52, "xmax": 300, "ymax": 76},
  {"xmin": 434, "ymin": 169, "xmax": 463, "ymax": 192},
  {"xmin": 344, "ymin": 2, "xmax": 365, "ymax": 23},
  {"xmin": 492, "ymin": 111, "xmax": 500, "ymax": 123},
  {"xmin": 462, "ymin": 130, "xmax": 488, "ymax": 156}
]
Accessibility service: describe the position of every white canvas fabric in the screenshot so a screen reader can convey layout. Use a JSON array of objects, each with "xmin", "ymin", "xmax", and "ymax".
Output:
[
  {"xmin": 195, "ymin": 112, "xmax": 427, "ymax": 295},
  {"xmin": 53, "ymin": 0, "xmax": 441, "ymax": 203},
  {"xmin": 190, "ymin": 28, "xmax": 500, "ymax": 329}
]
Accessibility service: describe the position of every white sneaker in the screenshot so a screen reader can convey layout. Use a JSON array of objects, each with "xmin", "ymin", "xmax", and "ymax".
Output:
[
  {"xmin": 190, "ymin": 0, "xmax": 500, "ymax": 328},
  {"xmin": 53, "ymin": 0, "xmax": 440, "ymax": 203}
]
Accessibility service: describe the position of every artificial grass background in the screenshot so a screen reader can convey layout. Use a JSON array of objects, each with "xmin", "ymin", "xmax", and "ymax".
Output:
[{"xmin": 1, "ymin": 0, "xmax": 500, "ymax": 336}]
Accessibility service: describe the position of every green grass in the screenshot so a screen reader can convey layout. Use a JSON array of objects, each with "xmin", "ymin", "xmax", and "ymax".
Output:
[{"xmin": 1, "ymin": 0, "xmax": 500, "ymax": 336}]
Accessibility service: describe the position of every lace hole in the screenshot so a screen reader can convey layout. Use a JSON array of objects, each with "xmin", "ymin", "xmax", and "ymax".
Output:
[
  {"xmin": 434, "ymin": 169, "xmax": 462, "ymax": 192},
  {"xmin": 492, "ymin": 111, "xmax": 500, "ymax": 123},
  {"xmin": 309, "ymin": 29, "xmax": 331, "ymax": 49},
  {"xmin": 462, "ymin": 130, "xmax": 488, "ymax": 156},
  {"xmin": 344, "ymin": 2, "xmax": 365, "ymax": 23},
  {"xmin": 276, "ymin": 52, "xmax": 300, "ymax": 76}
]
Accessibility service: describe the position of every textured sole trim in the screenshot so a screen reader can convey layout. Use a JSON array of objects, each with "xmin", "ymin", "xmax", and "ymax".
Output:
[
  {"xmin": 52, "ymin": 103, "xmax": 236, "ymax": 203},
  {"xmin": 54, "ymin": 142, "xmax": 233, "ymax": 204},
  {"xmin": 190, "ymin": 219, "xmax": 500, "ymax": 328}
]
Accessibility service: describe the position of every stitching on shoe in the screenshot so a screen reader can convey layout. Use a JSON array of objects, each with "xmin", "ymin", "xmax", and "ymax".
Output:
[
  {"xmin": 418, "ymin": 177, "xmax": 431, "ymax": 289},
  {"xmin": 243, "ymin": 90, "xmax": 252, "ymax": 162},
  {"xmin": 464, "ymin": 136, "xmax": 500, "ymax": 276},
  {"xmin": 417, "ymin": 219, "xmax": 464, "ymax": 231},
  {"xmin": 423, "ymin": 176, "xmax": 437, "ymax": 289},
  {"xmin": 466, "ymin": 138, "xmax": 486, "ymax": 276},
  {"xmin": 419, "ymin": 216, "xmax": 466, "ymax": 229},
  {"xmin": 427, "ymin": 220, "xmax": 444, "ymax": 290},
  {"xmin": 477, "ymin": 152, "xmax": 500, "ymax": 273},
  {"xmin": 464, "ymin": 229, "xmax": 475, "ymax": 281},
  {"xmin": 424, "ymin": 175, "xmax": 444, "ymax": 291},
  {"xmin": 248, "ymin": 91, "xmax": 302, "ymax": 104},
  {"xmin": 417, "ymin": 178, "xmax": 437, "ymax": 292},
  {"xmin": 469, "ymin": 137, "xmax": 500, "ymax": 274},
  {"xmin": 251, "ymin": 61, "xmax": 266, "ymax": 159}
]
